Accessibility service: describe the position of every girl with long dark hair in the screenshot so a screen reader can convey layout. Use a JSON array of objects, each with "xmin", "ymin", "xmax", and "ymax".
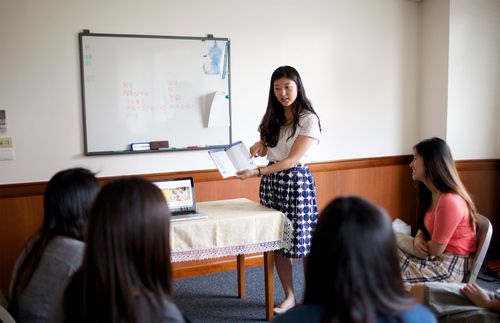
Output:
[
  {"xmin": 237, "ymin": 66, "xmax": 321, "ymax": 314},
  {"xmin": 399, "ymin": 137, "xmax": 477, "ymax": 285},
  {"xmin": 9, "ymin": 168, "xmax": 99, "ymax": 323},
  {"xmin": 273, "ymin": 196, "xmax": 436, "ymax": 323},
  {"xmin": 50, "ymin": 177, "xmax": 185, "ymax": 323}
]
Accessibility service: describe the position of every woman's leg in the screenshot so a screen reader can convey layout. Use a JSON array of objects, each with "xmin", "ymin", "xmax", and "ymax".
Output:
[{"xmin": 274, "ymin": 250, "xmax": 295, "ymax": 310}]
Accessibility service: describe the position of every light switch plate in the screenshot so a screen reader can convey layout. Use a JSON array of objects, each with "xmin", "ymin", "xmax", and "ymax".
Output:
[{"xmin": 0, "ymin": 137, "xmax": 13, "ymax": 148}]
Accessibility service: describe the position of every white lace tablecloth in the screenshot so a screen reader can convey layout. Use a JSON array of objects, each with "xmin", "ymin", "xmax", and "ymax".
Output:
[{"xmin": 170, "ymin": 198, "xmax": 292, "ymax": 263}]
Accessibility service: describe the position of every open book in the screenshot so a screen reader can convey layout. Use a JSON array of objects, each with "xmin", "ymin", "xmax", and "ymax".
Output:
[{"xmin": 208, "ymin": 141, "xmax": 257, "ymax": 178}]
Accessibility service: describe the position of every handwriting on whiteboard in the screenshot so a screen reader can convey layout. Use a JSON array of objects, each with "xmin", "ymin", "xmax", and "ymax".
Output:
[{"xmin": 122, "ymin": 81, "xmax": 194, "ymax": 120}]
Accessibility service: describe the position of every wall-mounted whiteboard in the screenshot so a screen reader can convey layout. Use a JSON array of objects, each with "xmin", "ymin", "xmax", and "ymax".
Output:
[{"xmin": 79, "ymin": 31, "xmax": 232, "ymax": 155}]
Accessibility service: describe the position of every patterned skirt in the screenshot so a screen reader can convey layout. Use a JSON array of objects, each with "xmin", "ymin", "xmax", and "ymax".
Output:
[
  {"xmin": 398, "ymin": 248, "xmax": 471, "ymax": 287},
  {"xmin": 259, "ymin": 164, "xmax": 318, "ymax": 258}
]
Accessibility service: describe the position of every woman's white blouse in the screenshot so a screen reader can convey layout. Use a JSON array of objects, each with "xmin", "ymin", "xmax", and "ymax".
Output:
[{"xmin": 266, "ymin": 112, "xmax": 320, "ymax": 164}]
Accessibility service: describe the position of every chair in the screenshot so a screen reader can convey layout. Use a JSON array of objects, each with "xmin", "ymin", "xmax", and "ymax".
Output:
[{"xmin": 466, "ymin": 214, "xmax": 493, "ymax": 284}]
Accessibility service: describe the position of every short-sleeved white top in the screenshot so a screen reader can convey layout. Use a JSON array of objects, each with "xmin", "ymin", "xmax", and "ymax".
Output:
[{"xmin": 266, "ymin": 112, "xmax": 320, "ymax": 164}]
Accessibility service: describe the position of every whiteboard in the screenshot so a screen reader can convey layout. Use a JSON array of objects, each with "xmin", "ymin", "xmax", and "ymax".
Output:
[{"xmin": 79, "ymin": 32, "xmax": 232, "ymax": 155}]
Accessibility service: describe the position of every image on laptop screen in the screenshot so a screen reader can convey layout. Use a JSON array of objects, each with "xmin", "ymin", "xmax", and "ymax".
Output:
[{"xmin": 153, "ymin": 177, "xmax": 196, "ymax": 214}]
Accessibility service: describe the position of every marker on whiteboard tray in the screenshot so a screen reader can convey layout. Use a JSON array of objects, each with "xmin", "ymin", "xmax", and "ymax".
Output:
[{"xmin": 187, "ymin": 145, "xmax": 200, "ymax": 148}]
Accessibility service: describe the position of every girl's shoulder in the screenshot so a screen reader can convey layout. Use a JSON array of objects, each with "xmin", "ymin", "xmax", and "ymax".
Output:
[
  {"xmin": 298, "ymin": 112, "xmax": 319, "ymax": 129},
  {"xmin": 440, "ymin": 193, "xmax": 466, "ymax": 206},
  {"xmin": 299, "ymin": 111, "xmax": 318, "ymax": 121}
]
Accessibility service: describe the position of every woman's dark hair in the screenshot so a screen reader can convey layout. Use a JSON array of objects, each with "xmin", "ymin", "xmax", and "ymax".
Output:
[
  {"xmin": 259, "ymin": 65, "xmax": 321, "ymax": 147},
  {"xmin": 9, "ymin": 168, "xmax": 99, "ymax": 316},
  {"xmin": 414, "ymin": 137, "xmax": 477, "ymax": 239},
  {"xmin": 63, "ymin": 177, "xmax": 173, "ymax": 323},
  {"xmin": 304, "ymin": 196, "xmax": 414, "ymax": 323}
]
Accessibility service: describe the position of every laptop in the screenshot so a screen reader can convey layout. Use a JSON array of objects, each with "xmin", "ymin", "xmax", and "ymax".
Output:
[{"xmin": 153, "ymin": 177, "xmax": 207, "ymax": 222}]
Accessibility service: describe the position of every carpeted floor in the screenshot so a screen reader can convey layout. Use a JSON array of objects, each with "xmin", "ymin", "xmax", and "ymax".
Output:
[
  {"xmin": 172, "ymin": 260, "xmax": 500, "ymax": 323},
  {"xmin": 172, "ymin": 260, "xmax": 305, "ymax": 322}
]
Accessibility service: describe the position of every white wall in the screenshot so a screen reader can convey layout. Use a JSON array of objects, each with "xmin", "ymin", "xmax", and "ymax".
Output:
[
  {"xmin": 0, "ymin": 0, "xmax": 422, "ymax": 184},
  {"xmin": 420, "ymin": 0, "xmax": 449, "ymax": 141},
  {"xmin": 1, "ymin": 0, "xmax": 498, "ymax": 185},
  {"xmin": 447, "ymin": 0, "xmax": 500, "ymax": 159}
]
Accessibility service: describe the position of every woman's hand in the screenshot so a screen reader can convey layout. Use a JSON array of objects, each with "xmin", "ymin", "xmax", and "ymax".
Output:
[
  {"xmin": 461, "ymin": 283, "xmax": 492, "ymax": 309},
  {"xmin": 250, "ymin": 141, "xmax": 267, "ymax": 157},
  {"xmin": 413, "ymin": 234, "xmax": 429, "ymax": 259},
  {"xmin": 235, "ymin": 168, "xmax": 259, "ymax": 180}
]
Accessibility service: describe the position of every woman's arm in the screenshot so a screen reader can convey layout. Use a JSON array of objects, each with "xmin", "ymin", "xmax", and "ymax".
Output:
[
  {"xmin": 414, "ymin": 229, "xmax": 446, "ymax": 257},
  {"xmin": 461, "ymin": 283, "xmax": 500, "ymax": 312},
  {"xmin": 426, "ymin": 240, "xmax": 447, "ymax": 256},
  {"xmin": 236, "ymin": 135, "xmax": 316, "ymax": 179},
  {"xmin": 413, "ymin": 230, "xmax": 430, "ymax": 258},
  {"xmin": 250, "ymin": 140, "xmax": 267, "ymax": 157}
]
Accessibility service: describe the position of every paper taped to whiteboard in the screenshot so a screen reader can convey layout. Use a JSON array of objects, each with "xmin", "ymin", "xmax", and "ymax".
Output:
[{"xmin": 208, "ymin": 91, "xmax": 230, "ymax": 127}]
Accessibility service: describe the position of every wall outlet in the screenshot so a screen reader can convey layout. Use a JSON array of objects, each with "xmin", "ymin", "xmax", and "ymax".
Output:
[{"xmin": 0, "ymin": 148, "xmax": 14, "ymax": 160}]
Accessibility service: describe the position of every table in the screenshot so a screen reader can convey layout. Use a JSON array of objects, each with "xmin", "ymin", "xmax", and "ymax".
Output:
[{"xmin": 170, "ymin": 198, "xmax": 292, "ymax": 320}]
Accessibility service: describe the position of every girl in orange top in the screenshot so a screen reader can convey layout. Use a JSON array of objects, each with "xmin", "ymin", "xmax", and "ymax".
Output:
[{"xmin": 399, "ymin": 137, "xmax": 477, "ymax": 285}]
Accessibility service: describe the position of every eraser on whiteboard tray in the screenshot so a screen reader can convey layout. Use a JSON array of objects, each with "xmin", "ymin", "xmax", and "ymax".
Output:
[
  {"xmin": 149, "ymin": 140, "xmax": 169, "ymax": 150},
  {"xmin": 131, "ymin": 142, "xmax": 151, "ymax": 151}
]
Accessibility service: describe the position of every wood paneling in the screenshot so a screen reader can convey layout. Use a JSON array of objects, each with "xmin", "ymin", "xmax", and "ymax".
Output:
[
  {"xmin": 0, "ymin": 196, "xmax": 44, "ymax": 293},
  {"xmin": 1, "ymin": 156, "xmax": 498, "ymax": 294},
  {"xmin": 457, "ymin": 160, "xmax": 500, "ymax": 252}
]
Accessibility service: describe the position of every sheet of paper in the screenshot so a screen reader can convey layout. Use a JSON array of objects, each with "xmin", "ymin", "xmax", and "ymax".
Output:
[
  {"xmin": 208, "ymin": 149, "xmax": 237, "ymax": 178},
  {"xmin": 208, "ymin": 91, "xmax": 230, "ymax": 127},
  {"xmin": 226, "ymin": 141, "xmax": 256, "ymax": 171}
]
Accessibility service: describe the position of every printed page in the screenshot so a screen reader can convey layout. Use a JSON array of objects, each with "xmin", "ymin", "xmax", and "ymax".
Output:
[
  {"xmin": 208, "ymin": 149, "xmax": 237, "ymax": 178},
  {"xmin": 226, "ymin": 141, "xmax": 256, "ymax": 172}
]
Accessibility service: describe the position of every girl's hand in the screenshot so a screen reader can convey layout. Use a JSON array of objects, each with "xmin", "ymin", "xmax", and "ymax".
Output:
[
  {"xmin": 413, "ymin": 235, "xmax": 429, "ymax": 258},
  {"xmin": 461, "ymin": 283, "xmax": 492, "ymax": 309},
  {"xmin": 250, "ymin": 141, "xmax": 267, "ymax": 157},
  {"xmin": 235, "ymin": 168, "xmax": 259, "ymax": 180}
]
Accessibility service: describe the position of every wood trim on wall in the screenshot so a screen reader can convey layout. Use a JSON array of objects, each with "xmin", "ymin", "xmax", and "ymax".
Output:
[
  {"xmin": 1, "ymin": 156, "xmax": 498, "ymax": 293},
  {"xmin": 0, "ymin": 155, "xmax": 415, "ymax": 199}
]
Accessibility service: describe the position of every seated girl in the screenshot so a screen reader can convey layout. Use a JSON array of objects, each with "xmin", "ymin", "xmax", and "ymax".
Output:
[
  {"xmin": 399, "ymin": 137, "xmax": 477, "ymax": 285},
  {"xmin": 49, "ymin": 177, "xmax": 185, "ymax": 322},
  {"xmin": 8, "ymin": 168, "xmax": 99, "ymax": 323},
  {"xmin": 273, "ymin": 196, "xmax": 436, "ymax": 323}
]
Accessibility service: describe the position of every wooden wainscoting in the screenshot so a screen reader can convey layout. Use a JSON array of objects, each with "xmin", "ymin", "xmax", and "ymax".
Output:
[
  {"xmin": 1, "ymin": 156, "xmax": 498, "ymax": 292},
  {"xmin": 457, "ymin": 160, "xmax": 500, "ymax": 253}
]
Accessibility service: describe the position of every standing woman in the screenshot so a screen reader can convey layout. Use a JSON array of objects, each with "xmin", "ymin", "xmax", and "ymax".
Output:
[
  {"xmin": 8, "ymin": 168, "xmax": 99, "ymax": 323},
  {"xmin": 399, "ymin": 137, "xmax": 477, "ymax": 285},
  {"xmin": 237, "ymin": 66, "xmax": 321, "ymax": 313}
]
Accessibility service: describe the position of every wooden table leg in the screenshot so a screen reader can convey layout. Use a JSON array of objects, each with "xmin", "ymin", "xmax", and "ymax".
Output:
[
  {"xmin": 237, "ymin": 254, "xmax": 245, "ymax": 299},
  {"xmin": 264, "ymin": 251, "xmax": 275, "ymax": 321}
]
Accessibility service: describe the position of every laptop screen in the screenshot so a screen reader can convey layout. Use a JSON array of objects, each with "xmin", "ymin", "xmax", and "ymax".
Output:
[{"xmin": 152, "ymin": 177, "xmax": 196, "ymax": 214}]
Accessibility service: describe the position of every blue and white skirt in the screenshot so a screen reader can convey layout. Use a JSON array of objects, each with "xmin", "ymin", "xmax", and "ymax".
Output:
[{"xmin": 259, "ymin": 163, "xmax": 319, "ymax": 258}]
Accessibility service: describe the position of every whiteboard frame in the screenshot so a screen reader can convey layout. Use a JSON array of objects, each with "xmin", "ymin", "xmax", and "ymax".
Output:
[{"xmin": 78, "ymin": 30, "xmax": 232, "ymax": 156}]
